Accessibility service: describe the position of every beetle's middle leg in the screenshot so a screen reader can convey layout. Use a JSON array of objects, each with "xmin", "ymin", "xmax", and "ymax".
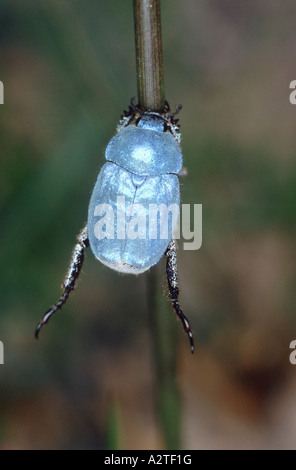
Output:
[
  {"xmin": 165, "ymin": 239, "xmax": 194, "ymax": 353},
  {"xmin": 35, "ymin": 224, "xmax": 89, "ymax": 338}
]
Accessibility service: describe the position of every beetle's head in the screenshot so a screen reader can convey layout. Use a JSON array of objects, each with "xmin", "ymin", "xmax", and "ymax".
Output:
[{"xmin": 136, "ymin": 112, "xmax": 167, "ymax": 132}]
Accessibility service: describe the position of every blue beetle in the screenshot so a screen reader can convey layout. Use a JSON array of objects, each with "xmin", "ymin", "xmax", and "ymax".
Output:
[{"xmin": 35, "ymin": 101, "xmax": 194, "ymax": 352}]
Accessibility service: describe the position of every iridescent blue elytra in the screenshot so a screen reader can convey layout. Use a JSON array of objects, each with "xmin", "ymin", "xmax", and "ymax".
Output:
[
  {"xmin": 87, "ymin": 112, "xmax": 182, "ymax": 274},
  {"xmin": 35, "ymin": 104, "xmax": 194, "ymax": 353}
]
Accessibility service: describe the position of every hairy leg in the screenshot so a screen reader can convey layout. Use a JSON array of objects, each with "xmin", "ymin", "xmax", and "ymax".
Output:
[
  {"xmin": 35, "ymin": 224, "xmax": 89, "ymax": 338},
  {"xmin": 165, "ymin": 239, "xmax": 194, "ymax": 353}
]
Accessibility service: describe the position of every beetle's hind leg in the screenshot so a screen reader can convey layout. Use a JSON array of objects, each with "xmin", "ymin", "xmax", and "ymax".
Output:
[
  {"xmin": 165, "ymin": 239, "xmax": 194, "ymax": 353},
  {"xmin": 35, "ymin": 224, "xmax": 89, "ymax": 338}
]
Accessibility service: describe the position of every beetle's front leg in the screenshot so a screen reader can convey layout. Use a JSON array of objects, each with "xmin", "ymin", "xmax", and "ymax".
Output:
[
  {"xmin": 165, "ymin": 239, "xmax": 194, "ymax": 353},
  {"xmin": 117, "ymin": 97, "xmax": 139, "ymax": 132},
  {"xmin": 35, "ymin": 224, "xmax": 89, "ymax": 338}
]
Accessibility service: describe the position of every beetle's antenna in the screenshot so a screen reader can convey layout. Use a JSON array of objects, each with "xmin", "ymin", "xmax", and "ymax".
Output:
[
  {"xmin": 171, "ymin": 104, "xmax": 183, "ymax": 117},
  {"xmin": 35, "ymin": 225, "xmax": 89, "ymax": 338}
]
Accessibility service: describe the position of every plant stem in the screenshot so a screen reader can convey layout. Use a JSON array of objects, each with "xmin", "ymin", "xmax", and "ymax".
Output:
[
  {"xmin": 133, "ymin": 0, "xmax": 181, "ymax": 449},
  {"xmin": 133, "ymin": 0, "xmax": 165, "ymax": 111},
  {"xmin": 146, "ymin": 264, "xmax": 181, "ymax": 449}
]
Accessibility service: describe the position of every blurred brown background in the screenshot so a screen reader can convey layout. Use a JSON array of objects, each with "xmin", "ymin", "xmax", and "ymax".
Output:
[{"xmin": 0, "ymin": 0, "xmax": 296, "ymax": 450}]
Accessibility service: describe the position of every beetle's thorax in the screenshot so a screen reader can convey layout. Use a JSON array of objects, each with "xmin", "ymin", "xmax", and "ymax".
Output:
[{"xmin": 105, "ymin": 114, "xmax": 183, "ymax": 177}]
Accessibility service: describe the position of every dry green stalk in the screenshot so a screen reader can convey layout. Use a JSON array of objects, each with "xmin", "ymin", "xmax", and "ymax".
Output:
[
  {"xmin": 133, "ymin": 0, "xmax": 181, "ymax": 450},
  {"xmin": 133, "ymin": 0, "xmax": 165, "ymax": 111}
]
